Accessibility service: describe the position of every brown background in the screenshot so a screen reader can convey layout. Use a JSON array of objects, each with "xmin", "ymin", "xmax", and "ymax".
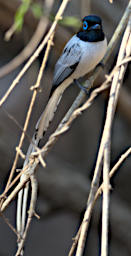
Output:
[{"xmin": 0, "ymin": 0, "xmax": 131, "ymax": 255}]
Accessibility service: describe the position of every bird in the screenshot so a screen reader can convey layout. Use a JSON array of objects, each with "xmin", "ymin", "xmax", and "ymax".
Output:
[{"xmin": 35, "ymin": 14, "xmax": 107, "ymax": 143}]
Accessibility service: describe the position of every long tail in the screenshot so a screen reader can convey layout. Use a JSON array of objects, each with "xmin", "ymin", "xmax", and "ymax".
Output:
[
  {"xmin": 35, "ymin": 76, "xmax": 73, "ymax": 142},
  {"xmin": 16, "ymin": 76, "xmax": 73, "ymax": 251}
]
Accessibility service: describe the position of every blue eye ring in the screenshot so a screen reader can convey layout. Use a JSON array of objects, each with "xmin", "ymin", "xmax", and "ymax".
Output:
[{"xmin": 83, "ymin": 21, "xmax": 88, "ymax": 30}]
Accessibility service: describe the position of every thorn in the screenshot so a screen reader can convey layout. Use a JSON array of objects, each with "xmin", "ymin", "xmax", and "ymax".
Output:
[
  {"xmin": 16, "ymin": 169, "xmax": 21, "ymax": 172},
  {"xmin": 30, "ymin": 84, "xmax": 42, "ymax": 92},
  {"xmin": 34, "ymin": 211, "xmax": 40, "ymax": 219},
  {"xmin": 0, "ymin": 194, "xmax": 7, "ymax": 200},
  {"xmin": 16, "ymin": 147, "xmax": 25, "ymax": 159}
]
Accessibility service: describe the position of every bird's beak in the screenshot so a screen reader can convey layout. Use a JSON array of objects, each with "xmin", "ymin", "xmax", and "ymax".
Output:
[{"xmin": 89, "ymin": 24, "xmax": 101, "ymax": 30}]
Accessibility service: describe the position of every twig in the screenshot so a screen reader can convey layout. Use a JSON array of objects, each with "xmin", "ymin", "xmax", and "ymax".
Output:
[
  {"xmin": 68, "ymin": 146, "xmax": 131, "ymax": 256},
  {"xmin": 0, "ymin": 212, "xmax": 18, "ymax": 237},
  {"xmin": 81, "ymin": 0, "xmax": 91, "ymax": 17},
  {"xmin": 68, "ymin": 227, "xmax": 81, "ymax": 256},
  {"xmin": 101, "ymin": 142, "xmax": 110, "ymax": 256},
  {"xmin": 16, "ymin": 32, "xmax": 55, "ymax": 238},
  {"xmin": 1, "ymin": 172, "xmax": 30, "ymax": 212},
  {"xmin": 0, "ymin": 17, "xmax": 48, "ymax": 78},
  {"xmin": 95, "ymin": 147, "xmax": 131, "ymax": 201},
  {"xmin": 101, "ymin": 14, "xmax": 131, "ymax": 256},
  {"xmin": 0, "ymin": 162, "xmax": 31, "ymax": 202},
  {"xmin": 3, "ymin": 47, "xmax": 43, "ymax": 198}
]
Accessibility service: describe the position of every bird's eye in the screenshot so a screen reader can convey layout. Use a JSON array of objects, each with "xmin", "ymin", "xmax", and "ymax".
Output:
[{"xmin": 83, "ymin": 21, "xmax": 88, "ymax": 30}]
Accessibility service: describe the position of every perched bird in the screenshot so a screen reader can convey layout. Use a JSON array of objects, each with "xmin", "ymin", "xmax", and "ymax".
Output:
[{"xmin": 35, "ymin": 14, "xmax": 107, "ymax": 142}]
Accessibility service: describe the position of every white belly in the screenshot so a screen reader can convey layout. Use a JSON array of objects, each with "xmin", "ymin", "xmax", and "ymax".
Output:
[{"xmin": 71, "ymin": 37, "xmax": 107, "ymax": 80}]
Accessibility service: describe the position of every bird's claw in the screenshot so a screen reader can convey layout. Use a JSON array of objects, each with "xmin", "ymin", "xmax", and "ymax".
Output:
[{"xmin": 74, "ymin": 79, "xmax": 89, "ymax": 95}]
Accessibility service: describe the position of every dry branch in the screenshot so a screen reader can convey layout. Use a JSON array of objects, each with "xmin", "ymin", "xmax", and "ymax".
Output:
[
  {"xmin": 101, "ymin": 15, "xmax": 131, "ymax": 256},
  {"xmin": 0, "ymin": 1, "xmax": 131, "ymax": 256},
  {"xmin": 69, "ymin": 146, "xmax": 131, "ymax": 256},
  {"xmin": 0, "ymin": 17, "xmax": 48, "ymax": 78}
]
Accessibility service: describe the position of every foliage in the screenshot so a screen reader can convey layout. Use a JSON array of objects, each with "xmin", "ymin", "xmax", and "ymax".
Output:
[
  {"xmin": 14, "ymin": 0, "xmax": 43, "ymax": 31},
  {"xmin": 14, "ymin": 0, "xmax": 80, "ymax": 32}
]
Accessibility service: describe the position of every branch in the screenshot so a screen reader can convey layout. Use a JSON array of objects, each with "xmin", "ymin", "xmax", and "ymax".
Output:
[
  {"xmin": 0, "ymin": 16, "xmax": 48, "ymax": 78},
  {"xmin": 95, "ymin": 147, "xmax": 131, "ymax": 201},
  {"xmin": 101, "ymin": 14, "xmax": 131, "ymax": 256},
  {"xmin": 68, "ymin": 147, "xmax": 131, "ymax": 256}
]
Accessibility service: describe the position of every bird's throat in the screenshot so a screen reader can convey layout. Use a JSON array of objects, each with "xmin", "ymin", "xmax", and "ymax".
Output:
[{"xmin": 77, "ymin": 30, "xmax": 105, "ymax": 42}]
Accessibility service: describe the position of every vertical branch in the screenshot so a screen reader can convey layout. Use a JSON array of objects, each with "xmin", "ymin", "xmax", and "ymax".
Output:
[
  {"xmin": 81, "ymin": 0, "xmax": 91, "ymax": 16},
  {"xmin": 101, "ymin": 15, "xmax": 131, "ymax": 256},
  {"xmin": 17, "ymin": 32, "xmax": 55, "ymax": 236},
  {"xmin": 101, "ymin": 143, "xmax": 110, "ymax": 256}
]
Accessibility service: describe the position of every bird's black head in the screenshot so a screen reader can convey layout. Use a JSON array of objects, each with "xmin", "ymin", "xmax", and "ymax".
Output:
[{"xmin": 77, "ymin": 15, "xmax": 105, "ymax": 42}]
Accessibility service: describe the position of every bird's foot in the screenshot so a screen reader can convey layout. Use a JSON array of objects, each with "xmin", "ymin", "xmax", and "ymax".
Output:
[
  {"xmin": 74, "ymin": 79, "xmax": 89, "ymax": 95},
  {"xmin": 96, "ymin": 61, "xmax": 105, "ymax": 69}
]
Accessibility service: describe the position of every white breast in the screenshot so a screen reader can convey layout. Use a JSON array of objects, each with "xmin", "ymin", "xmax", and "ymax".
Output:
[{"xmin": 71, "ymin": 35, "xmax": 107, "ymax": 80}]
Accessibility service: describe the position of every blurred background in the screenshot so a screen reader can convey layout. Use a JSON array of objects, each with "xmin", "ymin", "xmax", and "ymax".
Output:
[{"xmin": 0, "ymin": 0, "xmax": 131, "ymax": 255}]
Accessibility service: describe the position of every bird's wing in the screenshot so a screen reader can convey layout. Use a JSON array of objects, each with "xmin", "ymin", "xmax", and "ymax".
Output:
[{"xmin": 52, "ymin": 36, "xmax": 81, "ymax": 88}]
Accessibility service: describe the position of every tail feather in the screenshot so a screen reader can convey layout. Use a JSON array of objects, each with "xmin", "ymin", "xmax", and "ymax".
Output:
[
  {"xmin": 16, "ymin": 77, "xmax": 73, "ymax": 248},
  {"xmin": 35, "ymin": 77, "xmax": 73, "ymax": 142}
]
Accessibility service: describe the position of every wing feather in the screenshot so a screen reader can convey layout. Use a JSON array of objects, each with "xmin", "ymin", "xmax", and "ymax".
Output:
[{"xmin": 52, "ymin": 36, "xmax": 81, "ymax": 88}]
